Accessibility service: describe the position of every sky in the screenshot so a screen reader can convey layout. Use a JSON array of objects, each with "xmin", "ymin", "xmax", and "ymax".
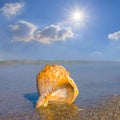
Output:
[{"xmin": 0, "ymin": 0, "xmax": 120, "ymax": 61}]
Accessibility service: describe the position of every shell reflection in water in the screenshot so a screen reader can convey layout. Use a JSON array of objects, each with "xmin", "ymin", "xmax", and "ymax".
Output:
[
  {"xmin": 36, "ymin": 64, "xmax": 79, "ymax": 108},
  {"xmin": 37, "ymin": 103, "xmax": 79, "ymax": 120}
]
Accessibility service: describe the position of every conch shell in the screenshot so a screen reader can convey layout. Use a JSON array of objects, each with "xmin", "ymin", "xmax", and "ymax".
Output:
[{"xmin": 36, "ymin": 64, "xmax": 79, "ymax": 108}]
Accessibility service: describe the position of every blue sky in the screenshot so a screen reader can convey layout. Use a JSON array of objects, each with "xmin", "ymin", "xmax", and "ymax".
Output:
[{"xmin": 0, "ymin": 0, "xmax": 120, "ymax": 61}]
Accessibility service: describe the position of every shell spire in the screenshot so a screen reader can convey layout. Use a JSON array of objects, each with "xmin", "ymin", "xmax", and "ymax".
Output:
[{"xmin": 36, "ymin": 64, "xmax": 79, "ymax": 108}]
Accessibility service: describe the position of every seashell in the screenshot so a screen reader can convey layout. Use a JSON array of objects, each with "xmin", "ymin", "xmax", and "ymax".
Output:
[{"xmin": 36, "ymin": 64, "xmax": 79, "ymax": 108}]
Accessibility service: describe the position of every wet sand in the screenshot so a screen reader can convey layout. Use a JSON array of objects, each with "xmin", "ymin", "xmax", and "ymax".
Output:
[{"xmin": 1, "ymin": 95, "xmax": 120, "ymax": 120}]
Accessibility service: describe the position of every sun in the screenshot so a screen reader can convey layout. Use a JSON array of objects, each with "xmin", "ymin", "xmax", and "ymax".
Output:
[
  {"xmin": 64, "ymin": 6, "xmax": 88, "ymax": 26},
  {"xmin": 72, "ymin": 11, "xmax": 84, "ymax": 22}
]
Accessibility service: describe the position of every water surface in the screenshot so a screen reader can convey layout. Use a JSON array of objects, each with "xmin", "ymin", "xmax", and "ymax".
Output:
[{"xmin": 0, "ymin": 61, "xmax": 120, "ymax": 118}]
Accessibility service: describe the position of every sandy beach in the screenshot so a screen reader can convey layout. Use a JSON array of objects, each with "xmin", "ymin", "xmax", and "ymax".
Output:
[{"xmin": 1, "ymin": 95, "xmax": 120, "ymax": 120}]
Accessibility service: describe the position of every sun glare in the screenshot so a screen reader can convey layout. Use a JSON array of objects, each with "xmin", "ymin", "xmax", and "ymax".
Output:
[
  {"xmin": 65, "ymin": 6, "xmax": 88, "ymax": 26},
  {"xmin": 73, "ymin": 11, "xmax": 84, "ymax": 22}
]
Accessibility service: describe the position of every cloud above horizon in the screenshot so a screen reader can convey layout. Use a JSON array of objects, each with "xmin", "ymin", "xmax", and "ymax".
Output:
[
  {"xmin": 0, "ymin": 2, "xmax": 24, "ymax": 16},
  {"xmin": 90, "ymin": 51, "xmax": 104, "ymax": 56},
  {"xmin": 34, "ymin": 25, "xmax": 74, "ymax": 44},
  {"xmin": 10, "ymin": 21, "xmax": 74, "ymax": 44},
  {"xmin": 10, "ymin": 20, "xmax": 37, "ymax": 42},
  {"xmin": 108, "ymin": 31, "xmax": 120, "ymax": 40}
]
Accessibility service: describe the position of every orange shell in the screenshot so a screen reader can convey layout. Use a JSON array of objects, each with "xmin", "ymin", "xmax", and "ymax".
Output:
[{"xmin": 36, "ymin": 64, "xmax": 79, "ymax": 108}]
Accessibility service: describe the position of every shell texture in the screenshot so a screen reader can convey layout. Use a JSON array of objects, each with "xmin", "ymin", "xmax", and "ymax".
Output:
[{"xmin": 36, "ymin": 64, "xmax": 79, "ymax": 108}]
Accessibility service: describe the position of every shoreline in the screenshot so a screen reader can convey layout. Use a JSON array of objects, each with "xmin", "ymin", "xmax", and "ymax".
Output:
[
  {"xmin": 1, "ymin": 60, "xmax": 120, "ymax": 66},
  {"xmin": 1, "ymin": 94, "xmax": 120, "ymax": 120}
]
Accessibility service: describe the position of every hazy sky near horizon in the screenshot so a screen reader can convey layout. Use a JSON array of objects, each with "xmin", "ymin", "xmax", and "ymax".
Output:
[{"xmin": 0, "ymin": 0, "xmax": 120, "ymax": 60}]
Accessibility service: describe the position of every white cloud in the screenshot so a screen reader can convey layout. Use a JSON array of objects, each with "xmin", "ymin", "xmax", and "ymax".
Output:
[
  {"xmin": 90, "ymin": 52, "xmax": 104, "ymax": 56},
  {"xmin": 34, "ymin": 25, "xmax": 74, "ymax": 44},
  {"xmin": 0, "ymin": 2, "xmax": 24, "ymax": 16},
  {"xmin": 108, "ymin": 31, "xmax": 120, "ymax": 40},
  {"xmin": 10, "ymin": 20, "xmax": 37, "ymax": 42},
  {"xmin": 9, "ymin": 22, "xmax": 74, "ymax": 44}
]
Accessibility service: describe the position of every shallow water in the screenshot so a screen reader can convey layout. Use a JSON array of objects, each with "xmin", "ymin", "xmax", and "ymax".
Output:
[{"xmin": 0, "ymin": 62, "xmax": 120, "ymax": 118}]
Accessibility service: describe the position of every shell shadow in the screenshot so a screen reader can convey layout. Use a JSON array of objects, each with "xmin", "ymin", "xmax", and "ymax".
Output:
[{"xmin": 24, "ymin": 92, "xmax": 39, "ymax": 107}]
